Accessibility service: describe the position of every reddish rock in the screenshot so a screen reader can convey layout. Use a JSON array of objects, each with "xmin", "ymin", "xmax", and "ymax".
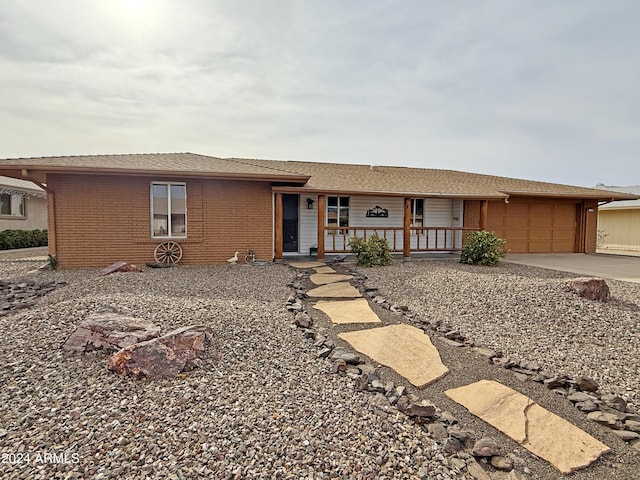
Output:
[
  {"xmin": 63, "ymin": 312, "xmax": 161, "ymax": 352},
  {"xmin": 565, "ymin": 277, "xmax": 610, "ymax": 302},
  {"xmin": 98, "ymin": 261, "xmax": 143, "ymax": 276},
  {"xmin": 108, "ymin": 325, "xmax": 211, "ymax": 379}
]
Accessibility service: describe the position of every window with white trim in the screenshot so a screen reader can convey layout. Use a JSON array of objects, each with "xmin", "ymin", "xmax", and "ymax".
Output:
[
  {"xmin": 151, "ymin": 183, "xmax": 186, "ymax": 238},
  {"xmin": 0, "ymin": 193, "xmax": 26, "ymax": 217},
  {"xmin": 411, "ymin": 198, "xmax": 424, "ymax": 235},
  {"xmin": 327, "ymin": 196, "xmax": 349, "ymax": 233}
]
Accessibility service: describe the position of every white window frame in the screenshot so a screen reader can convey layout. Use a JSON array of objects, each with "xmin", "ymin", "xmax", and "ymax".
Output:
[
  {"xmin": 0, "ymin": 192, "xmax": 26, "ymax": 218},
  {"xmin": 150, "ymin": 182, "xmax": 187, "ymax": 239},
  {"xmin": 327, "ymin": 196, "xmax": 350, "ymax": 234},
  {"xmin": 411, "ymin": 198, "xmax": 424, "ymax": 235}
]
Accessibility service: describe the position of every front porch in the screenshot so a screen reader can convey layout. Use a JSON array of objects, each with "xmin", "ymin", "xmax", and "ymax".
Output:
[{"xmin": 274, "ymin": 193, "xmax": 489, "ymax": 259}]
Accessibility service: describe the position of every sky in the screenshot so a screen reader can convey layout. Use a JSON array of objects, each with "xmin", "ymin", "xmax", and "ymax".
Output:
[{"xmin": 1, "ymin": 0, "xmax": 638, "ymax": 187}]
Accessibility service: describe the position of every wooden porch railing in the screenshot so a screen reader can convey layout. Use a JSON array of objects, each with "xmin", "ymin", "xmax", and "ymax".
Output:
[{"xmin": 322, "ymin": 226, "xmax": 474, "ymax": 253}]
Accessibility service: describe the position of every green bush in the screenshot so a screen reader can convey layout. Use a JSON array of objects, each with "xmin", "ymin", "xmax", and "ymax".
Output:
[
  {"xmin": 460, "ymin": 230, "xmax": 507, "ymax": 266},
  {"xmin": 349, "ymin": 233, "xmax": 393, "ymax": 267},
  {"xmin": 0, "ymin": 229, "xmax": 48, "ymax": 250}
]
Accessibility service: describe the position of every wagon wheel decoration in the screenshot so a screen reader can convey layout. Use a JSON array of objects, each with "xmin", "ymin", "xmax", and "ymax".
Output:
[{"xmin": 154, "ymin": 241, "xmax": 183, "ymax": 264}]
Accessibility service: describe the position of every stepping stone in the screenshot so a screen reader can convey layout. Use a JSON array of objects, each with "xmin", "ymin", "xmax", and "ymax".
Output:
[
  {"xmin": 338, "ymin": 324, "xmax": 448, "ymax": 388},
  {"xmin": 445, "ymin": 380, "xmax": 610, "ymax": 474},
  {"xmin": 289, "ymin": 261, "xmax": 326, "ymax": 269},
  {"xmin": 307, "ymin": 282, "xmax": 362, "ymax": 298},
  {"xmin": 309, "ymin": 273, "xmax": 353, "ymax": 285},
  {"xmin": 314, "ymin": 266, "xmax": 336, "ymax": 274},
  {"xmin": 313, "ymin": 298, "xmax": 381, "ymax": 324}
]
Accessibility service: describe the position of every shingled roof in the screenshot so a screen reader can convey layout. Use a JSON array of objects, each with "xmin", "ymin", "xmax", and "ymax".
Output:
[
  {"xmin": 0, "ymin": 152, "xmax": 635, "ymax": 201},
  {"xmin": 0, "ymin": 153, "xmax": 309, "ymax": 183}
]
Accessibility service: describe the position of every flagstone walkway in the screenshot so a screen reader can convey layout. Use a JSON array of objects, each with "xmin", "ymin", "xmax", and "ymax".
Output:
[{"xmin": 289, "ymin": 260, "xmax": 611, "ymax": 475}]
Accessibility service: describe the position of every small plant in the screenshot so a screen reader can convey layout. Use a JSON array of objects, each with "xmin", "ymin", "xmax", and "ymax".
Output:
[
  {"xmin": 460, "ymin": 230, "xmax": 507, "ymax": 266},
  {"xmin": 48, "ymin": 254, "xmax": 58, "ymax": 270},
  {"xmin": 349, "ymin": 233, "xmax": 393, "ymax": 267}
]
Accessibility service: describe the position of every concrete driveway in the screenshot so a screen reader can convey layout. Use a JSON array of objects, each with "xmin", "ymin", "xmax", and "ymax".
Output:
[{"xmin": 504, "ymin": 253, "xmax": 640, "ymax": 284}]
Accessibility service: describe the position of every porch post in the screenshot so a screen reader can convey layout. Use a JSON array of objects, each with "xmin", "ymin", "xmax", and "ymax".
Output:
[
  {"xmin": 317, "ymin": 194, "xmax": 325, "ymax": 259},
  {"xmin": 274, "ymin": 193, "xmax": 283, "ymax": 259},
  {"xmin": 403, "ymin": 197, "xmax": 411, "ymax": 258},
  {"xmin": 480, "ymin": 200, "xmax": 489, "ymax": 231}
]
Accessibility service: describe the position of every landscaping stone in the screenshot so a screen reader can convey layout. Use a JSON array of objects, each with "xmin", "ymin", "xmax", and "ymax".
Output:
[
  {"xmin": 313, "ymin": 298, "xmax": 381, "ymax": 324},
  {"xmin": 98, "ymin": 261, "xmax": 143, "ymax": 276},
  {"xmin": 576, "ymin": 376, "xmax": 600, "ymax": 392},
  {"xmin": 565, "ymin": 277, "xmax": 611, "ymax": 302},
  {"xmin": 309, "ymin": 273, "xmax": 353, "ymax": 285},
  {"xmin": 314, "ymin": 266, "xmax": 336, "ymax": 274},
  {"xmin": 446, "ymin": 380, "xmax": 610, "ymax": 474},
  {"xmin": 491, "ymin": 455, "xmax": 514, "ymax": 471},
  {"xmin": 63, "ymin": 310, "xmax": 161, "ymax": 352},
  {"xmin": 472, "ymin": 438, "xmax": 500, "ymax": 457},
  {"xmin": 611, "ymin": 430, "xmax": 640, "ymax": 442},
  {"xmin": 108, "ymin": 325, "xmax": 210, "ymax": 380},
  {"xmin": 307, "ymin": 282, "xmax": 362, "ymax": 298},
  {"xmin": 339, "ymin": 324, "xmax": 449, "ymax": 388},
  {"xmin": 586, "ymin": 411, "xmax": 622, "ymax": 429},
  {"xmin": 288, "ymin": 261, "xmax": 326, "ymax": 269}
]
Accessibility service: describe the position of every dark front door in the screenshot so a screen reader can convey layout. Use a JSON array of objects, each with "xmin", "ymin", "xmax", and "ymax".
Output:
[{"xmin": 283, "ymin": 194, "xmax": 299, "ymax": 252}]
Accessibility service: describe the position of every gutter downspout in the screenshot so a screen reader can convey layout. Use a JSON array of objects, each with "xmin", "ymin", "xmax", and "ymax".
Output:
[{"xmin": 21, "ymin": 170, "xmax": 56, "ymax": 258}]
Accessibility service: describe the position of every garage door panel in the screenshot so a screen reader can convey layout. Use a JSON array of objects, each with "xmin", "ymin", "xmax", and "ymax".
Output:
[
  {"xmin": 506, "ymin": 240, "xmax": 529, "ymax": 252},
  {"xmin": 506, "ymin": 216, "xmax": 529, "ymax": 227},
  {"xmin": 552, "ymin": 240, "xmax": 575, "ymax": 252},
  {"xmin": 487, "ymin": 199, "xmax": 577, "ymax": 253},
  {"xmin": 531, "ymin": 203, "xmax": 553, "ymax": 216},
  {"xmin": 530, "ymin": 230, "xmax": 552, "ymax": 240},
  {"xmin": 529, "ymin": 241, "xmax": 553, "ymax": 252}
]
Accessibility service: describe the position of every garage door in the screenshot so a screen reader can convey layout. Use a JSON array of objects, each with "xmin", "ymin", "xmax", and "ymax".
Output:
[{"xmin": 487, "ymin": 199, "xmax": 577, "ymax": 253}]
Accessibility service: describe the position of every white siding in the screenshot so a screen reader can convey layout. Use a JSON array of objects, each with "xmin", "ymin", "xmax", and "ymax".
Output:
[
  {"xmin": 296, "ymin": 195, "xmax": 463, "ymax": 253},
  {"xmin": 298, "ymin": 194, "xmax": 318, "ymax": 254},
  {"xmin": 411, "ymin": 198, "xmax": 462, "ymax": 249}
]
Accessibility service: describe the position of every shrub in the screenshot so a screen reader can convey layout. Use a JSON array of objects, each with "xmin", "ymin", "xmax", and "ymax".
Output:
[
  {"xmin": 0, "ymin": 229, "xmax": 48, "ymax": 250},
  {"xmin": 349, "ymin": 233, "xmax": 393, "ymax": 267},
  {"xmin": 460, "ymin": 230, "xmax": 506, "ymax": 266}
]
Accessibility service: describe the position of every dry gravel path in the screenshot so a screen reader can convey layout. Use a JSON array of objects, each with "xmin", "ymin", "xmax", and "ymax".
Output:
[{"xmin": 1, "ymin": 258, "xmax": 639, "ymax": 480}]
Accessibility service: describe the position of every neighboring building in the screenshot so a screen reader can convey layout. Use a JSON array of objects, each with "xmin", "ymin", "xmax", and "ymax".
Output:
[
  {"xmin": 0, "ymin": 176, "xmax": 47, "ymax": 232},
  {"xmin": 0, "ymin": 153, "xmax": 635, "ymax": 267},
  {"xmin": 595, "ymin": 185, "xmax": 640, "ymax": 254}
]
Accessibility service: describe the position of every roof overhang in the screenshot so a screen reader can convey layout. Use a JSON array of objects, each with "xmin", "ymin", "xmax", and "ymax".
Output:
[
  {"xmin": 0, "ymin": 165, "xmax": 310, "ymax": 185},
  {"xmin": 271, "ymin": 185, "xmax": 508, "ymax": 199},
  {"xmin": 499, "ymin": 190, "xmax": 639, "ymax": 201}
]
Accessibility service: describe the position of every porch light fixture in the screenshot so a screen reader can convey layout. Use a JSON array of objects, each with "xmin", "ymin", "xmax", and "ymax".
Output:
[{"xmin": 307, "ymin": 198, "xmax": 315, "ymax": 209}]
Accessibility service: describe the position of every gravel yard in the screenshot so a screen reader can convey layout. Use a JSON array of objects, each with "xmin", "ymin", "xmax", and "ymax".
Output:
[
  {"xmin": 357, "ymin": 259, "xmax": 640, "ymax": 406},
  {"xmin": 1, "ymin": 257, "xmax": 639, "ymax": 480},
  {"xmin": 1, "ymin": 261, "xmax": 453, "ymax": 480}
]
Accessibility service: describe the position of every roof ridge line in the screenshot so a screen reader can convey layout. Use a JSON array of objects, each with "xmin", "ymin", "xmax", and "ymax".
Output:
[{"xmin": 221, "ymin": 157, "xmax": 306, "ymax": 176}]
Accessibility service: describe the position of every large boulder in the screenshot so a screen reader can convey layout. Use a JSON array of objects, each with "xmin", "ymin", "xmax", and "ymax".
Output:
[
  {"xmin": 63, "ymin": 311, "xmax": 161, "ymax": 352},
  {"xmin": 108, "ymin": 325, "xmax": 211, "ymax": 379},
  {"xmin": 565, "ymin": 277, "xmax": 611, "ymax": 302}
]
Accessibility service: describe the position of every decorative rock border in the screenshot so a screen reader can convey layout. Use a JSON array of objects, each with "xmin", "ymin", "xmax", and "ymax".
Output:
[
  {"xmin": 285, "ymin": 267, "xmax": 532, "ymax": 479},
  {"xmin": 0, "ymin": 278, "xmax": 67, "ymax": 315},
  {"xmin": 343, "ymin": 266, "xmax": 640, "ymax": 453}
]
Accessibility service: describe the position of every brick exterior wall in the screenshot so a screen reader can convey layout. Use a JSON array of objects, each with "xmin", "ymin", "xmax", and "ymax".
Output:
[
  {"xmin": 47, "ymin": 174, "xmax": 273, "ymax": 267},
  {"xmin": 584, "ymin": 200, "xmax": 599, "ymax": 254},
  {"xmin": 463, "ymin": 200, "xmax": 481, "ymax": 229}
]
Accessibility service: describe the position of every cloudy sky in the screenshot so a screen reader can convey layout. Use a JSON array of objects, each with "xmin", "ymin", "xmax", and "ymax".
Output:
[{"xmin": 1, "ymin": 0, "xmax": 638, "ymax": 187}]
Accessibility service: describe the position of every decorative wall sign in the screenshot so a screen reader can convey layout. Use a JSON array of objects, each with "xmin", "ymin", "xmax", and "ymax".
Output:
[{"xmin": 366, "ymin": 205, "xmax": 389, "ymax": 218}]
